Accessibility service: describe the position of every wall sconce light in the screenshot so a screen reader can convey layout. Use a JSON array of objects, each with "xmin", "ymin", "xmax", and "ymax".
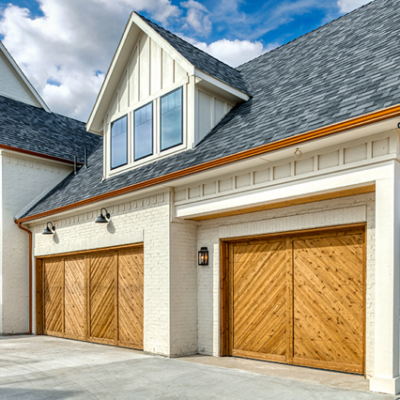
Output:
[
  {"xmin": 198, "ymin": 247, "xmax": 209, "ymax": 266},
  {"xmin": 398, "ymin": 122, "xmax": 400, "ymax": 129},
  {"xmin": 42, "ymin": 222, "xmax": 56, "ymax": 235},
  {"xmin": 95, "ymin": 207, "xmax": 111, "ymax": 223}
]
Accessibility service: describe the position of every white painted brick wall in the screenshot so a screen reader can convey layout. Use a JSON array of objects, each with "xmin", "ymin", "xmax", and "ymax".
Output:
[
  {"xmin": 170, "ymin": 220, "xmax": 198, "ymax": 356},
  {"xmin": 197, "ymin": 193, "xmax": 375, "ymax": 377},
  {"xmin": 31, "ymin": 191, "xmax": 173, "ymax": 356},
  {"xmin": 0, "ymin": 52, "xmax": 40, "ymax": 107},
  {"xmin": 1, "ymin": 152, "xmax": 71, "ymax": 334}
]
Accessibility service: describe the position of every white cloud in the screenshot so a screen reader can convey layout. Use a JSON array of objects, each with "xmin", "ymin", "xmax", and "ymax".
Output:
[
  {"xmin": 195, "ymin": 39, "xmax": 269, "ymax": 67},
  {"xmin": 0, "ymin": 0, "xmax": 180, "ymax": 121},
  {"xmin": 179, "ymin": 34, "xmax": 272, "ymax": 67},
  {"xmin": 337, "ymin": 0, "xmax": 371, "ymax": 13},
  {"xmin": 180, "ymin": 0, "xmax": 211, "ymax": 35}
]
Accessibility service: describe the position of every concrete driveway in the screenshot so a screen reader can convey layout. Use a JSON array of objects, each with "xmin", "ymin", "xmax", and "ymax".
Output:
[{"xmin": 0, "ymin": 336, "xmax": 396, "ymax": 400}]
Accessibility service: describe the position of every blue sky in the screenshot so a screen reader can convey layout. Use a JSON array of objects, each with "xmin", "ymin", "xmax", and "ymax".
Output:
[{"xmin": 0, "ymin": 0, "xmax": 371, "ymax": 120}]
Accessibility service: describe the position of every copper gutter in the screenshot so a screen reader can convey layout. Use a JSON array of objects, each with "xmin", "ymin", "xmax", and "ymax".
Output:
[
  {"xmin": 15, "ymin": 220, "xmax": 33, "ymax": 334},
  {"xmin": 17, "ymin": 103, "xmax": 400, "ymax": 225}
]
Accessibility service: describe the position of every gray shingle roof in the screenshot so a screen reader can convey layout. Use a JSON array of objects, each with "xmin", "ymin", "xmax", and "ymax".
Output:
[
  {"xmin": 0, "ymin": 95, "xmax": 101, "ymax": 163},
  {"xmin": 22, "ymin": 0, "xmax": 400, "ymax": 218},
  {"xmin": 135, "ymin": 13, "xmax": 250, "ymax": 95}
]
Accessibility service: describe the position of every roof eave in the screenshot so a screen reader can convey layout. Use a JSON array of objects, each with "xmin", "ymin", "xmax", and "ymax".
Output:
[
  {"xmin": 19, "ymin": 102, "xmax": 400, "ymax": 225},
  {"xmin": 194, "ymin": 68, "xmax": 250, "ymax": 102}
]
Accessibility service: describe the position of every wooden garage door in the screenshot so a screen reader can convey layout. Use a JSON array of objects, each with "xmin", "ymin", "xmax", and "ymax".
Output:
[
  {"xmin": 223, "ymin": 226, "xmax": 365, "ymax": 374},
  {"xmin": 39, "ymin": 245, "xmax": 144, "ymax": 350}
]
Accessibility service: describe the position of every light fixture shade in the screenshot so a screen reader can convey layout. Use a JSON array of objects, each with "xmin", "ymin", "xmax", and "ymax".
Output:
[
  {"xmin": 198, "ymin": 247, "xmax": 209, "ymax": 265},
  {"xmin": 42, "ymin": 222, "xmax": 55, "ymax": 235},
  {"xmin": 95, "ymin": 208, "xmax": 111, "ymax": 223}
]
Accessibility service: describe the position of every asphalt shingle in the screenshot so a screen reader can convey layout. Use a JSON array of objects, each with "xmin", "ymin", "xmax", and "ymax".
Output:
[
  {"xmin": 0, "ymin": 96, "xmax": 101, "ymax": 163},
  {"xmin": 22, "ymin": 0, "xmax": 400, "ymax": 218}
]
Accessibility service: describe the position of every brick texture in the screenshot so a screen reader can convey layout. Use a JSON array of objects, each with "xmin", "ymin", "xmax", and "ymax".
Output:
[{"xmin": 1, "ymin": 152, "xmax": 71, "ymax": 334}]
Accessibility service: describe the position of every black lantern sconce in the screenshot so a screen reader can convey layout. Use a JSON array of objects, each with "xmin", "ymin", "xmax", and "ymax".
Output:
[
  {"xmin": 95, "ymin": 207, "xmax": 111, "ymax": 223},
  {"xmin": 198, "ymin": 247, "xmax": 209, "ymax": 266},
  {"xmin": 42, "ymin": 222, "xmax": 56, "ymax": 235}
]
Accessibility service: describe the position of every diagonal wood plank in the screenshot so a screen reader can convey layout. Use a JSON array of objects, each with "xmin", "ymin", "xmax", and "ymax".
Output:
[
  {"xmin": 293, "ymin": 232, "xmax": 365, "ymax": 369},
  {"xmin": 231, "ymin": 239, "xmax": 287, "ymax": 359},
  {"xmin": 90, "ymin": 251, "xmax": 116, "ymax": 340},
  {"xmin": 118, "ymin": 247, "xmax": 144, "ymax": 349},
  {"xmin": 65, "ymin": 256, "xmax": 86, "ymax": 339},
  {"xmin": 43, "ymin": 258, "xmax": 64, "ymax": 335}
]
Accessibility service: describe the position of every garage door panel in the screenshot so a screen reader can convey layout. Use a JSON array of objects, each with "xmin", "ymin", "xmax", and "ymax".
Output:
[
  {"xmin": 235, "ymin": 299, "xmax": 287, "ymax": 351},
  {"xmin": 231, "ymin": 240, "xmax": 288, "ymax": 360},
  {"xmin": 226, "ymin": 226, "xmax": 365, "ymax": 374},
  {"xmin": 234, "ymin": 284, "xmax": 287, "ymax": 340},
  {"xmin": 295, "ymin": 276, "xmax": 364, "ymax": 318},
  {"xmin": 299, "ymin": 252, "xmax": 364, "ymax": 291},
  {"xmin": 43, "ymin": 258, "xmax": 64, "ymax": 335},
  {"xmin": 89, "ymin": 251, "xmax": 116, "ymax": 341},
  {"xmin": 294, "ymin": 310, "xmax": 364, "ymax": 340},
  {"xmin": 293, "ymin": 231, "xmax": 364, "ymax": 372},
  {"xmin": 233, "ymin": 243, "xmax": 286, "ymax": 293},
  {"xmin": 294, "ymin": 260, "xmax": 363, "ymax": 316},
  {"xmin": 118, "ymin": 248, "xmax": 144, "ymax": 349},
  {"xmin": 254, "ymin": 316, "xmax": 287, "ymax": 354},
  {"xmin": 294, "ymin": 338, "xmax": 362, "ymax": 365},
  {"xmin": 41, "ymin": 246, "xmax": 144, "ymax": 349},
  {"xmin": 65, "ymin": 256, "xmax": 86, "ymax": 339}
]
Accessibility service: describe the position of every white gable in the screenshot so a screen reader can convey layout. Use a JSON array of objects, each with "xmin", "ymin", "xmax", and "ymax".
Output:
[
  {"xmin": 106, "ymin": 32, "xmax": 188, "ymax": 125},
  {"xmin": 87, "ymin": 14, "xmax": 193, "ymax": 134},
  {"xmin": 0, "ymin": 42, "xmax": 50, "ymax": 111}
]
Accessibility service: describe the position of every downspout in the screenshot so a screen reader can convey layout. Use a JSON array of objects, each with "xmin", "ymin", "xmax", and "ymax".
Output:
[{"xmin": 15, "ymin": 219, "xmax": 32, "ymax": 335}]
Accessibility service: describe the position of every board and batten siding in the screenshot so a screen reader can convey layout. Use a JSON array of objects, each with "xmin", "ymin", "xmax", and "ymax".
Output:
[
  {"xmin": 104, "ymin": 33, "xmax": 190, "ymax": 177},
  {"xmin": 196, "ymin": 89, "xmax": 233, "ymax": 145},
  {"xmin": 107, "ymin": 33, "xmax": 188, "ymax": 121}
]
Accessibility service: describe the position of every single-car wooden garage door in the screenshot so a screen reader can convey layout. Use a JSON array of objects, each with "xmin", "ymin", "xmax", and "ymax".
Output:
[
  {"xmin": 221, "ymin": 226, "xmax": 365, "ymax": 374},
  {"xmin": 36, "ymin": 245, "xmax": 143, "ymax": 350}
]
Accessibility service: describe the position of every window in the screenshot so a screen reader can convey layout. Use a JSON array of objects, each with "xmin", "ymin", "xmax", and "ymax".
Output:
[
  {"xmin": 160, "ymin": 87, "xmax": 183, "ymax": 151},
  {"xmin": 111, "ymin": 115, "xmax": 128, "ymax": 169},
  {"xmin": 134, "ymin": 102, "xmax": 153, "ymax": 160}
]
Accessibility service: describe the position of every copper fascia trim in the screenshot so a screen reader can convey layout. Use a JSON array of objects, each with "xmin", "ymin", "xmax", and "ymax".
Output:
[
  {"xmin": 17, "ymin": 103, "xmax": 400, "ymax": 224},
  {"xmin": 0, "ymin": 143, "xmax": 83, "ymax": 166}
]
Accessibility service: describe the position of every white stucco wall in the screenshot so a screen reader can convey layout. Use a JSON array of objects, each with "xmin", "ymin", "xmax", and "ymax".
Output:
[
  {"xmin": 0, "ymin": 51, "xmax": 41, "ymax": 107},
  {"xmin": 0, "ymin": 151, "xmax": 72, "ymax": 334},
  {"xmin": 196, "ymin": 193, "xmax": 376, "ymax": 376}
]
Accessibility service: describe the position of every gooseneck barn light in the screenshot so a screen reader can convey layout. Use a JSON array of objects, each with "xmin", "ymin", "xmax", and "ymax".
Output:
[
  {"xmin": 95, "ymin": 208, "xmax": 111, "ymax": 223},
  {"xmin": 42, "ymin": 222, "xmax": 56, "ymax": 235},
  {"xmin": 198, "ymin": 247, "xmax": 209, "ymax": 266}
]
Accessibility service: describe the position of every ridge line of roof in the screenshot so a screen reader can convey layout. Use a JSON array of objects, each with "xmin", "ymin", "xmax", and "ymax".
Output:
[{"xmin": 236, "ymin": 0, "xmax": 375, "ymax": 70}]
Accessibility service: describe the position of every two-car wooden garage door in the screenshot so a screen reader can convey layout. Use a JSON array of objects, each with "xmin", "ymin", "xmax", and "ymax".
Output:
[
  {"xmin": 222, "ymin": 226, "xmax": 365, "ymax": 374},
  {"xmin": 37, "ymin": 246, "xmax": 143, "ymax": 350}
]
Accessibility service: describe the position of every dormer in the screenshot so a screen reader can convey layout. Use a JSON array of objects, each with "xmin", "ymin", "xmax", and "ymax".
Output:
[{"xmin": 87, "ymin": 12, "xmax": 250, "ymax": 178}]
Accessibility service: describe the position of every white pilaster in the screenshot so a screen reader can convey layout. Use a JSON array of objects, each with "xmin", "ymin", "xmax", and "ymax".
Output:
[{"xmin": 370, "ymin": 161, "xmax": 400, "ymax": 394}]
